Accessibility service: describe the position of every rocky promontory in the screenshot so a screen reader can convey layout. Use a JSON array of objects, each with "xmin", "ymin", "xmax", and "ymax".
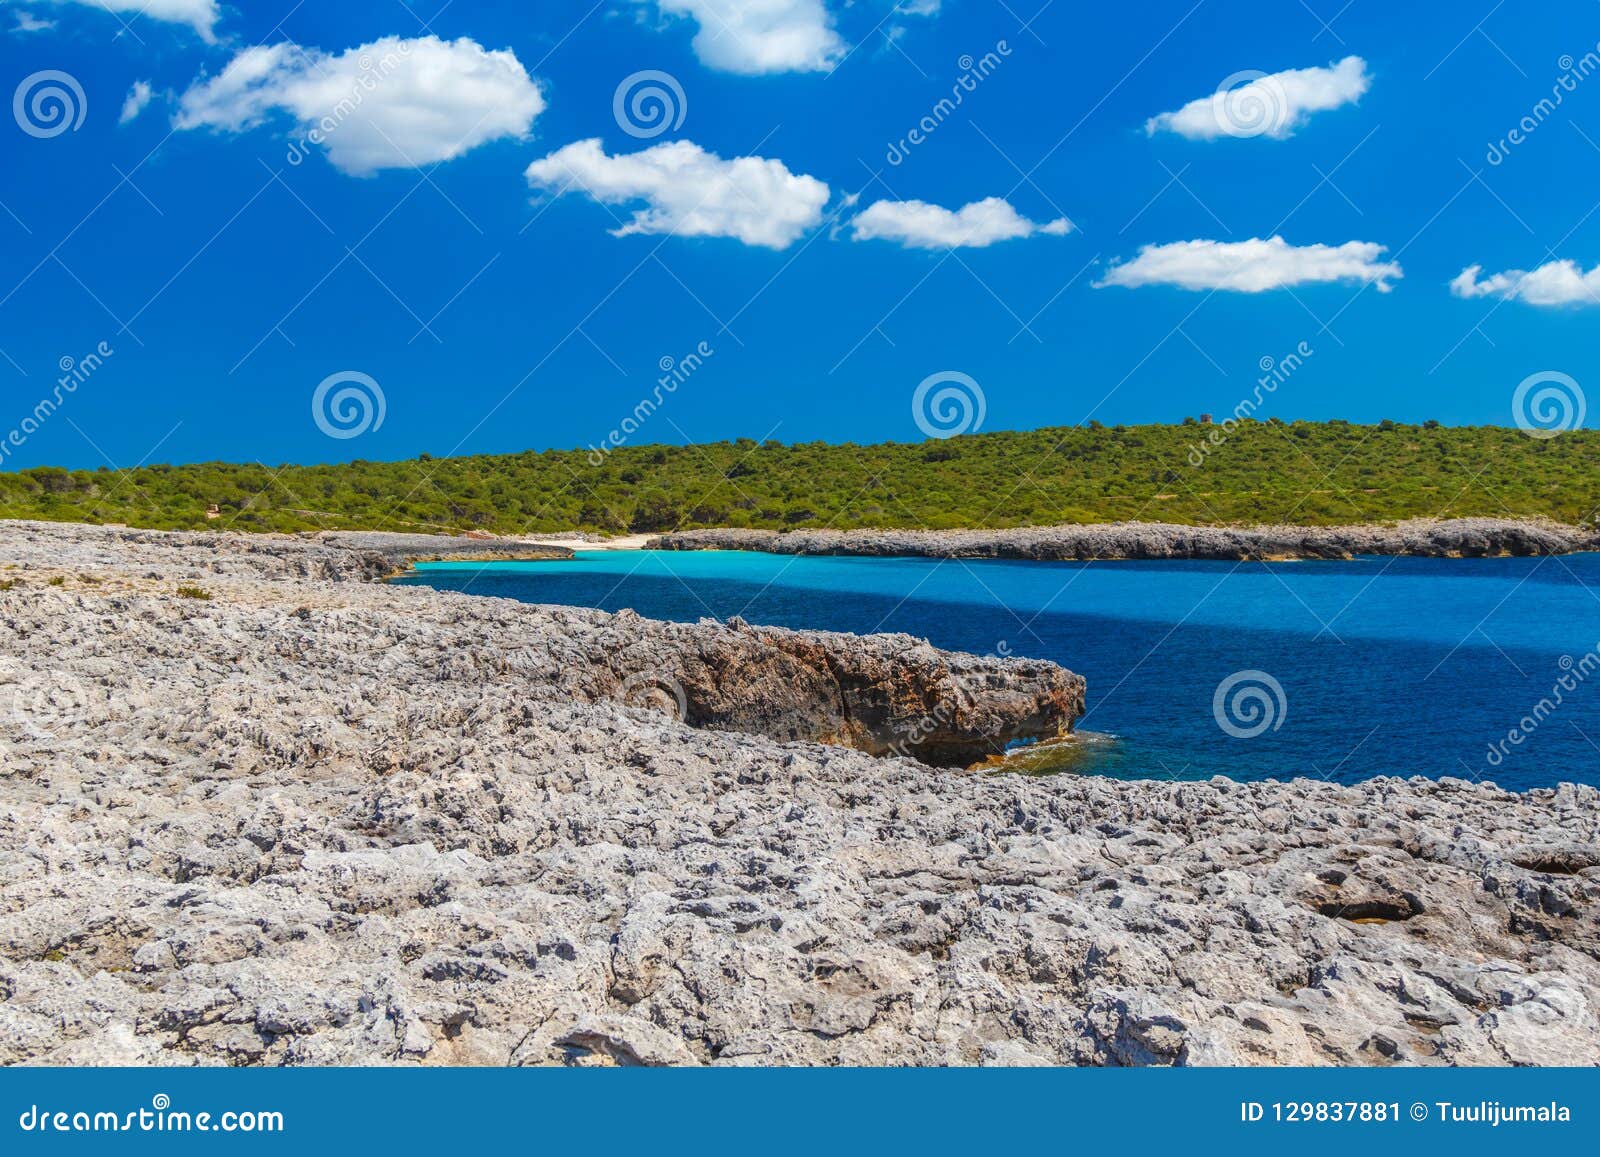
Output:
[
  {"xmin": 649, "ymin": 517, "xmax": 1599, "ymax": 561},
  {"xmin": 0, "ymin": 520, "xmax": 1597, "ymax": 1067}
]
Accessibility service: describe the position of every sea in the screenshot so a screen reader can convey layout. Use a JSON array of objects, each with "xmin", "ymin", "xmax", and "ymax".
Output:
[{"xmin": 395, "ymin": 550, "xmax": 1600, "ymax": 790}]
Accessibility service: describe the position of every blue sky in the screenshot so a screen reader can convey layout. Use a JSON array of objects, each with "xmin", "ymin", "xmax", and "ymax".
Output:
[{"xmin": 1, "ymin": 0, "xmax": 1597, "ymax": 469}]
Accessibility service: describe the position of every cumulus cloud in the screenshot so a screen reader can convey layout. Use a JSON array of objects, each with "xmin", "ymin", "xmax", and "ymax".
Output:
[
  {"xmin": 175, "ymin": 35, "xmax": 545, "ymax": 176},
  {"xmin": 35, "ymin": 0, "xmax": 218, "ymax": 40},
  {"xmin": 119, "ymin": 80, "xmax": 154, "ymax": 125},
  {"xmin": 524, "ymin": 138, "xmax": 830, "ymax": 249},
  {"xmin": 643, "ymin": 0, "xmax": 846, "ymax": 74},
  {"xmin": 1098, "ymin": 236, "xmax": 1402, "ymax": 293},
  {"xmin": 851, "ymin": 197, "xmax": 1071, "ymax": 249},
  {"xmin": 1450, "ymin": 261, "xmax": 1600, "ymax": 307},
  {"xmin": 1145, "ymin": 56, "xmax": 1370, "ymax": 140}
]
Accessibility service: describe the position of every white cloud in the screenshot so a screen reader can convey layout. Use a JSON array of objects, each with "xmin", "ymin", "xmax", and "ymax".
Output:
[
  {"xmin": 35, "ymin": 0, "xmax": 218, "ymax": 40},
  {"xmin": 175, "ymin": 35, "xmax": 545, "ymax": 176},
  {"xmin": 11, "ymin": 10, "xmax": 57, "ymax": 32},
  {"xmin": 881, "ymin": 0, "xmax": 939, "ymax": 46},
  {"xmin": 644, "ymin": 0, "xmax": 846, "ymax": 74},
  {"xmin": 1145, "ymin": 56, "xmax": 1370, "ymax": 140},
  {"xmin": 1450, "ymin": 260, "xmax": 1600, "ymax": 307},
  {"xmin": 851, "ymin": 197, "xmax": 1071, "ymax": 248},
  {"xmin": 524, "ymin": 137, "xmax": 830, "ymax": 249},
  {"xmin": 118, "ymin": 80, "xmax": 154, "ymax": 125},
  {"xmin": 1098, "ymin": 236, "xmax": 1402, "ymax": 293}
]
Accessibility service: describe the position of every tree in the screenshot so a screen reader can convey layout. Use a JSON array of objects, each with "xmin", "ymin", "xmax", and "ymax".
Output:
[{"xmin": 629, "ymin": 492, "xmax": 682, "ymax": 533}]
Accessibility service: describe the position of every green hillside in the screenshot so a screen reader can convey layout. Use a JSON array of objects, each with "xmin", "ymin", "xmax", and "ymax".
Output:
[{"xmin": 2, "ymin": 419, "xmax": 1596, "ymax": 535}]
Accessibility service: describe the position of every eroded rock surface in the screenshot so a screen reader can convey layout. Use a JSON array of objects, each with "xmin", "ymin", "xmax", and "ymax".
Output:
[
  {"xmin": 658, "ymin": 615, "xmax": 1082, "ymax": 765},
  {"xmin": 0, "ymin": 520, "xmax": 1597, "ymax": 1067},
  {"xmin": 650, "ymin": 518, "xmax": 1599, "ymax": 561}
]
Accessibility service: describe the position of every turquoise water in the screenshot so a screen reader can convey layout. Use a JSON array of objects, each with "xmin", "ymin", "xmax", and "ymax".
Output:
[{"xmin": 397, "ymin": 550, "xmax": 1600, "ymax": 789}]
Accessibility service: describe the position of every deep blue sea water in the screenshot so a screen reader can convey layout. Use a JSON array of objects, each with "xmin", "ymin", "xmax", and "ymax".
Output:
[{"xmin": 396, "ymin": 550, "xmax": 1600, "ymax": 790}]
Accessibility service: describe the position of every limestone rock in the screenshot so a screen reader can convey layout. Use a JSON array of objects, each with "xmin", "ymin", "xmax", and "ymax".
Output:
[
  {"xmin": 650, "ymin": 518, "xmax": 1598, "ymax": 561},
  {"xmin": 0, "ymin": 520, "xmax": 1596, "ymax": 1066}
]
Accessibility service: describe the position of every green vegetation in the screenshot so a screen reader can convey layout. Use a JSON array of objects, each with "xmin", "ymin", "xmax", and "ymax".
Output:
[
  {"xmin": 176, "ymin": 586, "xmax": 213, "ymax": 601},
  {"xmin": 1, "ymin": 420, "xmax": 1596, "ymax": 534}
]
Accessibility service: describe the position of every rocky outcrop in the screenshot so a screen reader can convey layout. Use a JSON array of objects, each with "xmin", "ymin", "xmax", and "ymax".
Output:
[
  {"xmin": 26, "ymin": 524, "xmax": 574, "ymax": 584},
  {"xmin": 598, "ymin": 614, "xmax": 1082, "ymax": 766},
  {"xmin": 649, "ymin": 518, "xmax": 1600, "ymax": 561},
  {"xmin": 0, "ymin": 520, "xmax": 1597, "ymax": 1067},
  {"xmin": 309, "ymin": 530, "xmax": 575, "ymax": 576},
  {"xmin": 0, "ymin": 523, "xmax": 1078, "ymax": 768}
]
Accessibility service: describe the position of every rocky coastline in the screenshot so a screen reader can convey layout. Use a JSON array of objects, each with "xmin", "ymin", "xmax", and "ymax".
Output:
[
  {"xmin": 0, "ymin": 519, "xmax": 1596, "ymax": 1067},
  {"xmin": 648, "ymin": 517, "xmax": 1600, "ymax": 561}
]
